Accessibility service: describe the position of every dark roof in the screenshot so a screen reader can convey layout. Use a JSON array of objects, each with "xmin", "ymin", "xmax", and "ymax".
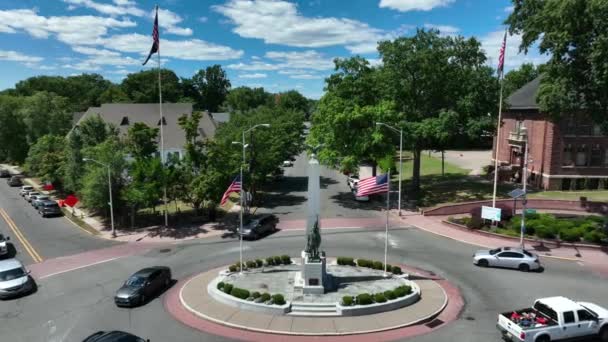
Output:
[
  {"xmin": 208, "ymin": 112, "xmax": 230, "ymax": 123},
  {"xmin": 72, "ymin": 111, "xmax": 85, "ymax": 125},
  {"xmin": 134, "ymin": 266, "xmax": 168, "ymax": 277},
  {"xmin": 506, "ymin": 76, "xmax": 541, "ymax": 110},
  {"xmin": 83, "ymin": 330, "xmax": 144, "ymax": 342}
]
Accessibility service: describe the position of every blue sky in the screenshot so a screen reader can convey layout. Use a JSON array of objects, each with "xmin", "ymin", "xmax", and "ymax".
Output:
[{"xmin": 0, "ymin": 0, "xmax": 547, "ymax": 99}]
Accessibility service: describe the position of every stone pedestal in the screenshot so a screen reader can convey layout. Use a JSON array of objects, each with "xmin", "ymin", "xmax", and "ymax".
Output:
[{"xmin": 301, "ymin": 250, "xmax": 326, "ymax": 295}]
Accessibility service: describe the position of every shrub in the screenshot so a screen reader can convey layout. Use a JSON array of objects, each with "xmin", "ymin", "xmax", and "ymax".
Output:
[
  {"xmin": 223, "ymin": 283, "xmax": 233, "ymax": 294},
  {"xmin": 584, "ymin": 230, "xmax": 606, "ymax": 243},
  {"xmin": 261, "ymin": 292, "xmax": 271, "ymax": 302},
  {"xmin": 266, "ymin": 257, "xmax": 275, "ymax": 266},
  {"xmin": 394, "ymin": 285, "xmax": 412, "ymax": 297},
  {"xmin": 384, "ymin": 290, "xmax": 397, "ymax": 300},
  {"xmin": 535, "ymin": 225, "xmax": 556, "ymax": 239},
  {"xmin": 252, "ymin": 291, "xmax": 261, "ymax": 299},
  {"xmin": 228, "ymin": 265, "xmax": 237, "ymax": 272},
  {"xmin": 391, "ymin": 266, "xmax": 402, "ymax": 275},
  {"xmin": 385, "ymin": 264, "xmax": 393, "ymax": 272},
  {"xmin": 217, "ymin": 281, "xmax": 225, "ymax": 290},
  {"xmin": 246, "ymin": 260, "xmax": 257, "ymax": 268},
  {"xmin": 281, "ymin": 255, "xmax": 291, "ymax": 265},
  {"xmin": 467, "ymin": 216, "xmax": 484, "ymax": 229},
  {"xmin": 337, "ymin": 257, "xmax": 355, "ymax": 266},
  {"xmin": 273, "ymin": 256, "xmax": 282, "ymax": 265},
  {"xmin": 560, "ymin": 228, "xmax": 583, "ymax": 242},
  {"xmin": 374, "ymin": 293, "xmax": 387, "ymax": 303},
  {"xmin": 356, "ymin": 293, "xmax": 373, "ymax": 305},
  {"xmin": 256, "ymin": 259, "xmax": 264, "ymax": 267},
  {"xmin": 230, "ymin": 287, "xmax": 250, "ymax": 300},
  {"xmin": 342, "ymin": 296, "xmax": 354, "ymax": 306},
  {"xmin": 357, "ymin": 259, "xmax": 370, "ymax": 268},
  {"xmin": 271, "ymin": 294, "xmax": 286, "ymax": 305},
  {"xmin": 372, "ymin": 261, "xmax": 384, "ymax": 270}
]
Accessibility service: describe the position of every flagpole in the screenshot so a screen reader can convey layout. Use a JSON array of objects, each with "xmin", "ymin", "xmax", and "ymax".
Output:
[
  {"xmin": 492, "ymin": 31, "xmax": 507, "ymax": 208},
  {"xmin": 384, "ymin": 170, "xmax": 390, "ymax": 277},
  {"xmin": 156, "ymin": 5, "xmax": 168, "ymax": 228}
]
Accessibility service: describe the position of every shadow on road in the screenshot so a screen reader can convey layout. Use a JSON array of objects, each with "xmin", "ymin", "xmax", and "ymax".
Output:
[{"xmin": 329, "ymin": 192, "xmax": 387, "ymax": 211}]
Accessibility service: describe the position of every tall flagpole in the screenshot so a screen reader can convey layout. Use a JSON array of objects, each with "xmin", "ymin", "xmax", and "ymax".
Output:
[
  {"xmin": 492, "ymin": 31, "xmax": 507, "ymax": 208},
  {"xmin": 384, "ymin": 170, "xmax": 390, "ymax": 277},
  {"xmin": 157, "ymin": 5, "xmax": 168, "ymax": 227}
]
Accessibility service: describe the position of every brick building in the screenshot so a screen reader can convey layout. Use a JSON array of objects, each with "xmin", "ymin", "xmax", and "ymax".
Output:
[{"xmin": 493, "ymin": 77, "xmax": 608, "ymax": 191}]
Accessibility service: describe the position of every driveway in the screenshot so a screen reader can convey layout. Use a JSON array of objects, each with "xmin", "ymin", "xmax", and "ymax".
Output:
[{"xmin": 428, "ymin": 150, "xmax": 491, "ymax": 175}]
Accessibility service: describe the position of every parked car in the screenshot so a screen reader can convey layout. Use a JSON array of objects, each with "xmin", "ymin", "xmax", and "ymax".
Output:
[
  {"xmin": 473, "ymin": 246, "xmax": 541, "ymax": 272},
  {"xmin": 38, "ymin": 200, "xmax": 62, "ymax": 218},
  {"xmin": 114, "ymin": 266, "xmax": 172, "ymax": 307},
  {"xmin": 83, "ymin": 331, "xmax": 149, "ymax": 342},
  {"xmin": 0, "ymin": 258, "xmax": 35, "ymax": 299},
  {"xmin": 7, "ymin": 176, "xmax": 23, "ymax": 187},
  {"xmin": 32, "ymin": 195, "xmax": 50, "ymax": 209},
  {"xmin": 0, "ymin": 234, "xmax": 10, "ymax": 258},
  {"xmin": 24, "ymin": 191, "xmax": 40, "ymax": 203},
  {"xmin": 347, "ymin": 176, "xmax": 359, "ymax": 190},
  {"xmin": 19, "ymin": 185, "xmax": 34, "ymax": 197},
  {"xmin": 283, "ymin": 160, "xmax": 294, "ymax": 167},
  {"xmin": 497, "ymin": 296, "xmax": 608, "ymax": 342},
  {"xmin": 0, "ymin": 168, "xmax": 9, "ymax": 178},
  {"xmin": 241, "ymin": 214, "xmax": 278, "ymax": 240}
]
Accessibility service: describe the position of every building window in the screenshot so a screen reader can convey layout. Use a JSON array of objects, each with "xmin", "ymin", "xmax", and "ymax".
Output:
[
  {"xmin": 120, "ymin": 116, "xmax": 129, "ymax": 126},
  {"xmin": 575, "ymin": 178, "xmax": 586, "ymax": 190},
  {"xmin": 575, "ymin": 144, "xmax": 588, "ymax": 166},
  {"xmin": 586, "ymin": 178, "xmax": 599, "ymax": 190},
  {"xmin": 562, "ymin": 144, "xmax": 574, "ymax": 166},
  {"xmin": 590, "ymin": 144, "xmax": 602, "ymax": 166},
  {"xmin": 577, "ymin": 121, "xmax": 593, "ymax": 136},
  {"xmin": 593, "ymin": 124, "xmax": 603, "ymax": 136},
  {"xmin": 561, "ymin": 179, "xmax": 571, "ymax": 191}
]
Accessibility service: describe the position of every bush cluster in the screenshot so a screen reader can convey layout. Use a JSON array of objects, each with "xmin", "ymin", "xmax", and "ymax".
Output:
[
  {"xmin": 230, "ymin": 287, "xmax": 250, "ymax": 300},
  {"xmin": 343, "ymin": 284, "xmax": 413, "ymax": 307},
  {"xmin": 342, "ymin": 295, "xmax": 354, "ymax": 306},
  {"xmin": 271, "ymin": 294, "xmax": 286, "ymax": 305},
  {"xmin": 222, "ymin": 283, "xmax": 233, "ymax": 294},
  {"xmin": 228, "ymin": 255, "xmax": 293, "ymax": 272},
  {"xmin": 356, "ymin": 293, "xmax": 374, "ymax": 305},
  {"xmin": 354, "ymin": 258, "xmax": 402, "ymax": 274},
  {"xmin": 265, "ymin": 255, "xmax": 292, "ymax": 266},
  {"xmin": 217, "ymin": 281, "xmax": 225, "ymax": 290},
  {"xmin": 337, "ymin": 257, "xmax": 356, "ymax": 266},
  {"xmin": 220, "ymin": 283, "xmax": 285, "ymax": 305},
  {"xmin": 507, "ymin": 213, "xmax": 607, "ymax": 243},
  {"xmin": 394, "ymin": 285, "xmax": 412, "ymax": 297}
]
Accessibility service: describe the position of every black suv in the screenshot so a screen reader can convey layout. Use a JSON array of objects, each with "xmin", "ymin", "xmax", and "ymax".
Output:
[
  {"xmin": 38, "ymin": 200, "xmax": 62, "ymax": 218},
  {"xmin": 0, "ymin": 169, "xmax": 9, "ymax": 178},
  {"xmin": 83, "ymin": 331, "xmax": 149, "ymax": 342},
  {"xmin": 7, "ymin": 176, "xmax": 22, "ymax": 187},
  {"xmin": 241, "ymin": 214, "xmax": 278, "ymax": 240}
]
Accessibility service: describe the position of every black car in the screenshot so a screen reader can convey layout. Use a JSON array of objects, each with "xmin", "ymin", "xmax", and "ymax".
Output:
[
  {"xmin": 114, "ymin": 266, "xmax": 172, "ymax": 307},
  {"xmin": 83, "ymin": 331, "xmax": 149, "ymax": 342},
  {"xmin": 38, "ymin": 200, "xmax": 62, "ymax": 218},
  {"xmin": 241, "ymin": 214, "xmax": 278, "ymax": 240},
  {"xmin": 0, "ymin": 169, "xmax": 9, "ymax": 178},
  {"xmin": 7, "ymin": 176, "xmax": 22, "ymax": 187}
]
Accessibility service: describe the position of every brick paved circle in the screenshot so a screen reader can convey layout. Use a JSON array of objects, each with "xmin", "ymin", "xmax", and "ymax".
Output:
[{"xmin": 163, "ymin": 263, "xmax": 464, "ymax": 341}]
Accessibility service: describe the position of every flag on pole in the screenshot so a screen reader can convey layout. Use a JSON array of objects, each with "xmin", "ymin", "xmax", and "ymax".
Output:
[
  {"xmin": 220, "ymin": 176, "xmax": 242, "ymax": 205},
  {"xmin": 497, "ymin": 30, "xmax": 507, "ymax": 75},
  {"xmin": 357, "ymin": 174, "xmax": 389, "ymax": 197},
  {"xmin": 142, "ymin": 6, "xmax": 159, "ymax": 65}
]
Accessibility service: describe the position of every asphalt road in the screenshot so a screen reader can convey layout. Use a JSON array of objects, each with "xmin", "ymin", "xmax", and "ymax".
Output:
[
  {"xmin": 1, "ymin": 225, "xmax": 607, "ymax": 342},
  {"xmin": 0, "ymin": 179, "xmax": 118, "ymax": 265}
]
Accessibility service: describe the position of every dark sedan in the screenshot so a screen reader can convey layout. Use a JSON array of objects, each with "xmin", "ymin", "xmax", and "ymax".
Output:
[
  {"xmin": 114, "ymin": 266, "xmax": 172, "ymax": 307},
  {"xmin": 83, "ymin": 330, "xmax": 149, "ymax": 342},
  {"xmin": 38, "ymin": 200, "xmax": 62, "ymax": 218},
  {"xmin": 241, "ymin": 214, "xmax": 278, "ymax": 240}
]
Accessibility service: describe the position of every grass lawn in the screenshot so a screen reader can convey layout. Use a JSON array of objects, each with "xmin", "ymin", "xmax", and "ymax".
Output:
[
  {"xmin": 528, "ymin": 190, "xmax": 608, "ymax": 202},
  {"xmin": 396, "ymin": 154, "xmax": 469, "ymax": 181}
]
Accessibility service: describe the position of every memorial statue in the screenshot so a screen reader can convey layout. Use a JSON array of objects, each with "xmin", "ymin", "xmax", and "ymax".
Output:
[{"xmin": 305, "ymin": 215, "xmax": 321, "ymax": 261}]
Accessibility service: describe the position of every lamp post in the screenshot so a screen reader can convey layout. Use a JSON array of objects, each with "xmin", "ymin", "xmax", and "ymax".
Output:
[
  {"xmin": 232, "ymin": 123, "xmax": 270, "ymax": 273},
  {"xmin": 83, "ymin": 158, "xmax": 115, "ymax": 238},
  {"xmin": 376, "ymin": 122, "xmax": 403, "ymax": 216}
]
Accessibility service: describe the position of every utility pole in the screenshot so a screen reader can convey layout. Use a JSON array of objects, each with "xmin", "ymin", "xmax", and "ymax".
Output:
[{"xmin": 519, "ymin": 143, "xmax": 529, "ymax": 248}]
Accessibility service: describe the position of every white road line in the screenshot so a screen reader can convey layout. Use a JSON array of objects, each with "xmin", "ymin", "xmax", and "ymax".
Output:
[{"xmin": 39, "ymin": 256, "xmax": 124, "ymax": 279}]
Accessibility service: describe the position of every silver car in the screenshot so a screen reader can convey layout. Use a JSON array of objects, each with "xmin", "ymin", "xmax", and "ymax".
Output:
[
  {"xmin": 0, "ymin": 258, "xmax": 35, "ymax": 299},
  {"xmin": 473, "ymin": 246, "xmax": 541, "ymax": 272},
  {"xmin": 19, "ymin": 185, "xmax": 34, "ymax": 197},
  {"xmin": 32, "ymin": 195, "xmax": 50, "ymax": 208},
  {"xmin": 24, "ymin": 191, "xmax": 40, "ymax": 202}
]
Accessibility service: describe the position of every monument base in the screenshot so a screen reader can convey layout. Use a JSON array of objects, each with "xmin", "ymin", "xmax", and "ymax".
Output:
[{"xmin": 300, "ymin": 250, "xmax": 327, "ymax": 295}]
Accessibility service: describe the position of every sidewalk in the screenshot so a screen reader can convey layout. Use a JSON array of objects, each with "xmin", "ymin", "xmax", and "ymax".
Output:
[{"xmin": 394, "ymin": 211, "xmax": 608, "ymax": 277}]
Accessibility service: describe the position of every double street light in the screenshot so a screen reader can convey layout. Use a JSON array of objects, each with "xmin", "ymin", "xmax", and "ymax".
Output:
[
  {"xmin": 376, "ymin": 122, "xmax": 404, "ymax": 216},
  {"xmin": 82, "ymin": 158, "xmax": 115, "ymax": 238},
  {"xmin": 232, "ymin": 123, "xmax": 270, "ymax": 273}
]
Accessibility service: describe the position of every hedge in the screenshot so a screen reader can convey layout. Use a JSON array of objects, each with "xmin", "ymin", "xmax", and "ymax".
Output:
[
  {"xmin": 342, "ymin": 295, "xmax": 354, "ymax": 306},
  {"xmin": 273, "ymin": 256, "xmax": 282, "ymax": 265},
  {"xmin": 356, "ymin": 293, "xmax": 373, "ymax": 305},
  {"xmin": 391, "ymin": 266, "xmax": 402, "ymax": 274},
  {"xmin": 252, "ymin": 291, "xmax": 261, "ymax": 299},
  {"xmin": 246, "ymin": 260, "xmax": 257, "ymax": 268},
  {"xmin": 337, "ymin": 257, "xmax": 355, "ymax": 266},
  {"xmin": 255, "ymin": 259, "xmax": 264, "ymax": 267},
  {"xmin": 260, "ymin": 293, "xmax": 271, "ymax": 302},
  {"xmin": 384, "ymin": 290, "xmax": 396, "ymax": 300},
  {"xmin": 228, "ymin": 265, "xmax": 237, "ymax": 272},
  {"xmin": 266, "ymin": 257, "xmax": 275, "ymax": 266},
  {"xmin": 217, "ymin": 281, "xmax": 225, "ymax": 290},
  {"xmin": 357, "ymin": 259, "xmax": 371, "ymax": 267},
  {"xmin": 508, "ymin": 213, "xmax": 607, "ymax": 243},
  {"xmin": 374, "ymin": 293, "xmax": 387, "ymax": 303},
  {"xmin": 223, "ymin": 283, "xmax": 233, "ymax": 294},
  {"xmin": 281, "ymin": 255, "xmax": 291, "ymax": 265},
  {"xmin": 230, "ymin": 287, "xmax": 250, "ymax": 300},
  {"xmin": 394, "ymin": 285, "xmax": 412, "ymax": 297},
  {"xmin": 372, "ymin": 261, "xmax": 384, "ymax": 270},
  {"xmin": 271, "ymin": 294, "xmax": 286, "ymax": 305}
]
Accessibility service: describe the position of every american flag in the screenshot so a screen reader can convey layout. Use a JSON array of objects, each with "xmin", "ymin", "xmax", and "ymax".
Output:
[
  {"xmin": 497, "ymin": 30, "xmax": 507, "ymax": 75},
  {"xmin": 142, "ymin": 6, "xmax": 159, "ymax": 65},
  {"xmin": 220, "ymin": 176, "xmax": 242, "ymax": 205},
  {"xmin": 356, "ymin": 174, "xmax": 389, "ymax": 197}
]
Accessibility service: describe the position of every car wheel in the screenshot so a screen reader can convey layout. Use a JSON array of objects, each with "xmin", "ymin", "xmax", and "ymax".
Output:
[
  {"xmin": 519, "ymin": 263, "xmax": 530, "ymax": 272},
  {"xmin": 477, "ymin": 259, "xmax": 489, "ymax": 267},
  {"xmin": 599, "ymin": 326, "xmax": 608, "ymax": 342},
  {"xmin": 536, "ymin": 334, "xmax": 550, "ymax": 342}
]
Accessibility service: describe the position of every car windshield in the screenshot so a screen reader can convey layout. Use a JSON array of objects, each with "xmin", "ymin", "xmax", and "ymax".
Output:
[
  {"xmin": 45, "ymin": 203, "xmax": 59, "ymax": 208},
  {"xmin": 0, "ymin": 267, "xmax": 26, "ymax": 281},
  {"xmin": 580, "ymin": 305, "xmax": 599, "ymax": 318},
  {"xmin": 489, "ymin": 248, "xmax": 501, "ymax": 255},
  {"xmin": 125, "ymin": 276, "xmax": 146, "ymax": 287}
]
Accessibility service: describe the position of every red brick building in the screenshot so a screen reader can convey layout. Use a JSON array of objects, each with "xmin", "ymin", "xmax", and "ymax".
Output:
[{"xmin": 493, "ymin": 77, "xmax": 608, "ymax": 191}]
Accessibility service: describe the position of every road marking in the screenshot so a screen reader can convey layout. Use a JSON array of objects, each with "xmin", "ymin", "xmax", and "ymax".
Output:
[
  {"xmin": 0, "ymin": 208, "xmax": 43, "ymax": 263},
  {"xmin": 39, "ymin": 256, "xmax": 123, "ymax": 279}
]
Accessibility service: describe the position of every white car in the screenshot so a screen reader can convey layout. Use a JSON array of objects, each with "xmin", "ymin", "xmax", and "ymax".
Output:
[
  {"xmin": 0, "ymin": 258, "xmax": 35, "ymax": 299},
  {"xmin": 347, "ymin": 176, "xmax": 359, "ymax": 190},
  {"xmin": 473, "ymin": 247, "xmax": 541, "ymax": 272},
  {"xmin": 19, "ymin": 185, "xmax": 34, "ymax": 197},
  {"xmin": 497, "ymin": 296, "xmax": 608, "ymax": 342},
  {"xmin": 24, "ymin": 191, "xmax": 40, "ymax": 203},
  {"xmin": 0, "ymin": 234, "xmax": 10, "ymax": 257},
  {"xmin": 283, "ymin": 160, "xmax": 294, "ymax": 167}
]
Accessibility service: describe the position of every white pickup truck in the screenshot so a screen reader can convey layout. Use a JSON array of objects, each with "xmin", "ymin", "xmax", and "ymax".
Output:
[{"xmin": 497, "ymin": 296, "xmax": 608, "ymax": 342}]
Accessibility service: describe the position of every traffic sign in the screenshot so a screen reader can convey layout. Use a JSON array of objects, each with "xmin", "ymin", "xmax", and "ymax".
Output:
[{"xmin": 481, "ymin": 206, "xmax": 502, "ymax": 221}]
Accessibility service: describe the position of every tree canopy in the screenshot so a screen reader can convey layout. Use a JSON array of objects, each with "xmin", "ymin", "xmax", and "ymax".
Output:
[
  {"xmin": 188, "ymin": 65, "xmax": 231, "ymax": 112},
  {"xmin": 224, "ymin": 86, "xmax": 274, "ymax": 112},
  {"xmin": 121, "ymin": 69, "xmax": 182, "ymax": 103},
  {"xmin": 503, "ymin": 63, "xmax": 541, "ymax": 98}
]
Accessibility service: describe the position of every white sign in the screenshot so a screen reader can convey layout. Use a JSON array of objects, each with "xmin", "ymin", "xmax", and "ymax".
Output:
[{"xmin": 481, "ymin": 206, "xmax": 502, "ymax": 221}]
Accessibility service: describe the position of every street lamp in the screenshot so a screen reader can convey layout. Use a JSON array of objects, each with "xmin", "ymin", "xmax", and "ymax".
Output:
[
  {"xmin": 376, "ymin": 122, "xmax": 403, "ymax": 216},
  {"xmin": 83, "ymin": 158, "xmax": 115, "ymax": 238},
  {"xmin": 232, "ymin": 123, "xmax": 270, "ymax": 274}
]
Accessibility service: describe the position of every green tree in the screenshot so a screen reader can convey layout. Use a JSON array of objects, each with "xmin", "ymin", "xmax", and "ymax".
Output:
[
  {"xmin": 125, "ymin": 122, "xmax": 159, "ymax": 159},
  {"xmin": 121, "ymin": 69, "xmax": 182, "ymax": 103},
  {"xmin": 191, "ymin": 65, "xmax": 231, "ymax": 111},
  {"xmin": 0, "ymin": 95, "xmax": 28, "ymax": 163},
  {"xmin": 325, "ymin": 56, "xmax": 381, "ymax": 107},
  {"xmin": 506, "ymin": 0, "xmax": 608, "ymax": 130},
  {"xmin": 98, "ymin": 85, "xmax": 131, "ymax": 104},
  {"xmin": 224, "ymin": 87, "xmax": 273, "ymax": 112},
  {"xmin": 503, "ymin": 63, "xmax": 541, "ymax": 98},
  {"xmin": 24, "ymin": 135, "xmax": 66, "ymax": 186},
  {"xmin": 276, "ymin": 90, "xmax": 309, "ymax": 114},
  {"xmin": 77, "ymin": 114, "xmax": 118, "ymax": 147},
  {"xmin": 19, "ymin": 91, "xmax": 73, "ymax": 143}
]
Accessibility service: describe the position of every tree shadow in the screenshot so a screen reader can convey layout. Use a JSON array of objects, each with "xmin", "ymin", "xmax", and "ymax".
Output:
[
  {"xmin": 320, "ymin": 176, "xmax": 339, "ymax": 189},
  {"xmin": 329, "ymin": 191, "xmax": 387, "ymax": 211},
  {"xmin": 255, "ymin": 193, "xmax": 307, "ymax": 209},
  {"xmin": 263, "ymin": 176, "xmax": 307, "ymax": 193}
]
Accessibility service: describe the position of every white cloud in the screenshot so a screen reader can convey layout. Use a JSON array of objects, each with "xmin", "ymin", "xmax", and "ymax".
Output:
[
  {"xmin": 227, "ymin": 61, "xmax": 282, "ymax": 71},
  {"xmin": 265, "ymin": 50, "xmax": 334, "ymax": 70},
  {"xmin": 108, "ymin": 68, "xmax": 132, "ymax": 75},
  {"xmin": 238, "ymin": 73, "xmax": 267, "ymax": 78},
  {"xmin": 155, "ymin": 8, "xmax": 193, "ymax": 36},
  {"xmin": 289, "ymin": 74, "xmax": 322, "ymax": 79},
  {"xmin": 379, "ymin": 0, "xmax": 454, "ymax": 12},
  {"xmin": 423, "ymin": 23, "xmax": 459, "ymax": 35},
  {"xmin": 113, "ymin": 0, "xmax": 136, "ymax": 5},
  {"xmin": 0, "ymin": 50, "xmax": 43, "ymax": 63},
  {"xmin": 368, "ymin": 58, "xmax": 383, "ymax": 67},
  {"xmin": 72, "ymin": 46, "xmax": 121, "ymax": 57},
  {"xmin": 102, "ymin": 33, "xmax": 244, "ymax": 61},
  {"xmin": 199, "ymin": 16, "xmax": 208, "ymax": 23},
  {"xmin": 213, "ymin": 0, "xmax": 384, "ymax": 51},
  {"xmin": 0, "ymin": 9, "xmax": 136, "ymax": 45},
  {"xmin": 62, "ymin": 0, "xmax": 146, "ymax": 17},
  {"xmin": 480, "ymin": 30, "xmax": 549, "ymax": 71},
  {"xmin": 504, "ymin": 6, "xmax": 514, "ymax": 13}
]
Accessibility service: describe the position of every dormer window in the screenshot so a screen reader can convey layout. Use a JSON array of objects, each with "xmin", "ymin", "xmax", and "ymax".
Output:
[
  {"xmin": 157, "ymin": 117, "xmax": 167, "ymax": 126},
  {"xmin": 120, "ymin": 116, "xmax": 129, "ymax": 126}
]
